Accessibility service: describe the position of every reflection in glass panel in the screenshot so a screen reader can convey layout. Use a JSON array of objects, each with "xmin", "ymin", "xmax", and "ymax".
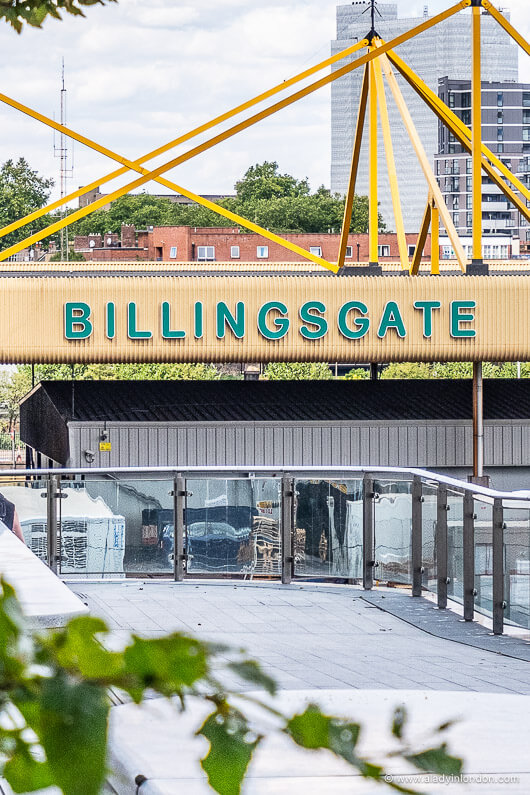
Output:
[
  {"xmin": 61, "ymin": 478, "xmax": 174, "ymax": 576},
  {"xmin": 186, "ymin": 479, "xmax": 281, "ymax": 576},
  {"xmin": 421, "ymin": 483, "xmax": 438, "ymax": 592},
  {"xmin": 503, "ymin": 502, "xmax": 530, "ymax": 629},
  {"xmin": 0, "ymin": 480, "xmax": 49, "ymax": 563},
  {"xmin": 293, "ymin": 480, "xmax": 363, "ymax": 579},
  {"xmin": 374, "ymin": 480, "xmax": 412, "ymax": 585},
  {"xmin": 447, "ymin": 490, "xmax": 464, "ymax": 604},
  {"xmin": 474, "ymin": 498, "xmax": 493, "ymax": 618}
]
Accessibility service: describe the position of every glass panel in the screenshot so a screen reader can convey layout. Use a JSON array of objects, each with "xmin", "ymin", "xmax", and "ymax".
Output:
[
  {"xmin": 0, "ymin": 479, "xmax": 50, "ymax": 563},
  {"xmin": 503, "ymin": 501, "xmax": 530, "ymax": 629},
  {"xmin": 186, "ymin": 478, "xmax": 281, "ymax": 576},
  {"xmin": 293, "ymin": 479, "xmax": 363, "ymax": 579},
  {"xmin": 421, "ymin": 482, "xmax": 438, "ymax": 592},
  {"xmin": 447, "ymin": 490, "xmax": 464, "ymax": 604},
  {"xmin": 59, "ymin": 478, "xmax": 174, "ymax": 577},
  {"xmin": 474, "ymin": 497, "xmax": 493, "ymax": 619},
  {"xmin": 373, "ymin": 480, "xmax": 412, "ymax": 585}
]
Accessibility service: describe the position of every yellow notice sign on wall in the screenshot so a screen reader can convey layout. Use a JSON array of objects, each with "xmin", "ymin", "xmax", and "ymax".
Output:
[{"xmin": 99, "ymin": 442, "xmax": 112, "ymax": 452}]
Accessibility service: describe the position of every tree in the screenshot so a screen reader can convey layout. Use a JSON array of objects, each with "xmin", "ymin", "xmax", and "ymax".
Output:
[
  {"xmin": 0, "ymin": 578, "xmax": 463, "ymax": 795},
  {"xmin": 234, "ymin": 161, "xmax": 310, "ymax": 203},
  {"xmin": 0, "ymin": 0, "xmax": 116, "ymax": 33},
  {"xmin": 0, "ymin": 159, "xmax": 54, "ymax": 248},
  {"xmin": 262, "ymin": 362, "xmax": 333, "ymax": 380}
]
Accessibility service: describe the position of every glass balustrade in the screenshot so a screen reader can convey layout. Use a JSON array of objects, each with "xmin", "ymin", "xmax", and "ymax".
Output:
[
  {"xmin": 293, "ymin": 479, "xmax": 363, "ymax": 579},
  {"xmin": 373, "ymin": 479, "xmax": 413, "ymax": 585},
  {"xmin": 185, "ymin": 478, "xmax": 281, "ymax": 576},
  {"xmin": 2, "ymin": 466, "xmax": 528, "ymax": 636}
]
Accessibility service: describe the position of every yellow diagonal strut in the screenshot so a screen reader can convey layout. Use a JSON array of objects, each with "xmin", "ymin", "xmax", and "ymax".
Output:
[
  {"xmin": 0, "ymin": 37, "xmax": 371, "ymax": 239},
  {"xmin": 379, "ymin": 51, "xmax": 467, "ymax": 272},
  {"xmin": 1, "ymin": 0, "xmax": 469, "ymax": 263},
  {"xmin": 337, "ymin": 64, "xmax": 369, "ymax": 270},
  {"xmin": 386, "ymin": 50, "xmax": 530, "ymax": 222},
  {"xmin": 373, "ymin": 46, "xmax": 408, "ymax": 270},
  {"xmin": 483, "ymin": 0, "xmax": 530, "ymax": 59}
]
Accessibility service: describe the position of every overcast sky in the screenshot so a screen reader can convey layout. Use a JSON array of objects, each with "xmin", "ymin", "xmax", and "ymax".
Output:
[{"xmin": 1, "ymin": 0, "xmax": 529, "ymax": 204}]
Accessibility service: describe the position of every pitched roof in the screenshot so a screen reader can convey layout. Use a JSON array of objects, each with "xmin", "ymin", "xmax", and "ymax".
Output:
[{"xmin": 23, "ymin": 378, "xmax": 530, "ymax": 424}]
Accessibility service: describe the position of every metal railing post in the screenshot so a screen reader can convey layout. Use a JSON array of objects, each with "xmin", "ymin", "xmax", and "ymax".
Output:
[
  {"xmin": 173, "ymin": 474, "xmax": 186, "ymax": 582},
  {"xmin": 436, "ymin": 483, "xmax": 448, "ymax": 609},
  {"xmin": 463, "ymin": 490, "xmax": 475, "ymax": 621},
  {"xmin": 363, "ymin": 473, "xmax": 374, "ymax": 590},
  {"xmin": 281, "ymin": 474, "xmax": 293, "ymax": 584},
  {"xmin": 492, "ymin": 497, "xmax": 504, "ymax": 635},
  {"xmin": 45, "ymin": 474, "xmax": 60, "ymax": 574},
  {"xmin": 412, "ymin": 475, "xmax": 423, "ymax": 597}
]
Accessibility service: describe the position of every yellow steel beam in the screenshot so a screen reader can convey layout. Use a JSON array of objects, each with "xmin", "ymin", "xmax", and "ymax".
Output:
[
  {"xmin": 431, "ymin": 198, "xmax": 440, "ymax": 275},
  {"xmin": 1, "ymin": 0, "xmax": 469, "ymax": 250},
  {"xmin": 337, "ymin": 64, "xmax": 369, "ymax": 270},
  {"xmin": 411, "ymin": 198, "xmax": 431, "ymax": 275},
  {"xmin": 369, "ymin": 53, "xmax": 379, "ymax": 265},
  {"xmin": 373, "ymin": 44, "xmax": 408, "ymax": 269},
  {"xmin": 0, "ymin": 181, "xmax": 339, "ymax": 271},
  {"xmin": 387, "ymin": 51, "xmax": 530, "ymax": 222},
  {"xmin": 472, "ymin": 5, "xmax": 482, "ymax": 262},
  {"xmin": 483, "ymin": 0, "xmax": 530, "ymax": 58},
  {"xmin": 0, "ymin": 39, "xmax": 371, "ymax": 239},
  {"xmin": 387, "ymin": 49, "xmax": 530, "ymax": 201},
  {"xmin": 380, "ymin": 52, "xmax": 467, "ymax": 272}
]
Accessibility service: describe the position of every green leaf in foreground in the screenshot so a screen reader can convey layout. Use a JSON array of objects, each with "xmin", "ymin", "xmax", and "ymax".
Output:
[
  {"xmin": 406, "ymin": 743, "xmax": 463, "ymax": 775},
  {"xmin": 3, "ymin": 751, "xmax": 54, "ymax": 794},
  {"xmin": 123, "ymin": 634, "xmax": 209, "ymax": 702},
  {"xmin": 199, "ymin": 705, "xmax": 261, "ymax": 795},
  {"xmin": 38, "ymin": 674, "xmax": 109, "ymax": 795},
  {"xmin": 392, "ymin": 705, "xmax": 407, "ymax": 739},
  {"xmin": 43, "ymin": 616, "xmax": 124, "ymax": 679},
  {"xmin": 286, "ymin": 704, "xmax": 361, "ymax": 764},
  {"xmin": 227, "ymin": 660, "xmax": 277, "ymax": 696}
]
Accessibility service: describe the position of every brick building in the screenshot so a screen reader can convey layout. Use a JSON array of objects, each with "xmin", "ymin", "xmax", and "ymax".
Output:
[{"xmin": 74, "ymin": 225, "xmax": 431, "ymax": 264}]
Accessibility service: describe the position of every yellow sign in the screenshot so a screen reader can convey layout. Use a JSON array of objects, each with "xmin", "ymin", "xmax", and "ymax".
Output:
[
  {"xmin": 0, "ymin": 273, "xmax": 528, "ymax": 363},
  {"xmin": 99, "ymin": 442, "xmax": 112, "ymax": 452}
]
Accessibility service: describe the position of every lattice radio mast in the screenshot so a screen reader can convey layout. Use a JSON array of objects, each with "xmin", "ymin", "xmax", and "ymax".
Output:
[{"xmin": 53, "ymin": 58, "xmax": 74, "ymax": 261}]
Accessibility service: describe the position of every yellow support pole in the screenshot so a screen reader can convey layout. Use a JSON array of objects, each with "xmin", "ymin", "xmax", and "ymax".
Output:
[
  {"xmin": 483, "ymin": 0, "xmax": 530, "ymax": 58},
  {"xmin": 337, "ymin": 64, "xmax": 369, "ymax": 270},
  {"xmin": 380, "ymin": 52, "xmax": 467, "ymax": 272},
  {"xmin": 369, "ymin": 53, "xmax": 379, "ymax": 266},
  {"xmin": 373, "ymin": 45, "xmax": 408, "ymax": 269},
  {"xmin": 431, "ymin": 197, "xmax": 440, "ymax": 275},
  {"xmin": 411, "ymin": 198, "xmax": 431, "ymax": 275},
  {"xmin": 386, "ymin": 49, "xmax": 530, "ymax": 205},
  {"xmin": 1, "ymin": 0, "xmax": 469, "ymax": 247},
  {"xmin": 471, "ymin": 4, "xmax": 483, "ymax": 267}
]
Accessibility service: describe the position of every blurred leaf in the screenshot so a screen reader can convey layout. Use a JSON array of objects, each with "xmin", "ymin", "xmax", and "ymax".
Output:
[
  {"xmin": 286, "ymin": 704, "xmax": 361, "ymax": 764},
  {"xmin": 3, "ymin": 751, "xmax": 54, "ymax": 793},
  {"xmin": 199, "ymin": 705, "xmax": 260, "ymax": 795},
  {"xmin": 392, "ymin": 705, "xmax": 407, "ymax": 739},
  {"xmin": 227, "ymin": 660, "xmax": 277, "ymax": 696},
  {"xmin": 123, "ymin": 634, "xmax": 208, "ymax": 702},
  {"xmin": 39, "ymin": 673, "xmax": 109, "ymax": 795},
  {"xmin": 45, "ymin": 616, "xmax": 124, "ymax": 680},
  {"xmin": 406, "ymin": 744, "xmax": 463, "ymax": 775}
]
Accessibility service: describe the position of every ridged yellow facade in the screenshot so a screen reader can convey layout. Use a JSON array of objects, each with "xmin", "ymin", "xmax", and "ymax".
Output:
[{"xmin": 1, "ymin": 273, "xmax": 528, "ymax": 363}]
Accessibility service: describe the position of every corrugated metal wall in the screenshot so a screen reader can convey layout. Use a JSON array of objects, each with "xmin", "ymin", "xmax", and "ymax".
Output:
[{"xmin": 67, "ymin": 420, "xmax": 530, "ymax": 470}]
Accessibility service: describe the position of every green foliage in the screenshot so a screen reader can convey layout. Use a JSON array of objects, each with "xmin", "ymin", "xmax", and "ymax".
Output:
[
  {"xmin": 49, "ymin": 250, "xmax": 85, "ymax": 262},
  {"xmin": 0, "ymin": 159, "xmax": 54, "ymax": 248},
  {"xmin": 68, "ymin": 163, "xmax": 385, "ymax": 238},
  {"xmin": 262, "ymin": 362, "xmax": 333, "ymax": 380},
  {"xmin": 381, "ymin": 362, "xmax": 530, "ymax": 380},
  {"xmin": 344, "ymin": 367, "xmax": 369, "ymax": 380},
  {"xmin": 0, "ymin": 0, "xmax": 116, "ymax": 33},
  {"xmin": 0, "ymin": 578, "xmax": 463, "ymax": 795}
]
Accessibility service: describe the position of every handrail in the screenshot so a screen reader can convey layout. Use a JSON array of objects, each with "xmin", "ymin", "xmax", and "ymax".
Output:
[{"xmin": 3, "ymin": 464, "xmax": 529, "ymax": 502}]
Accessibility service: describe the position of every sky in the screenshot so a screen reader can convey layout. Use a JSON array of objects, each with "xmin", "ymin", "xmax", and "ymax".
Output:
[{"xmin": 1, "ymin": 0, "xmax": 529, "ymax": 205}]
